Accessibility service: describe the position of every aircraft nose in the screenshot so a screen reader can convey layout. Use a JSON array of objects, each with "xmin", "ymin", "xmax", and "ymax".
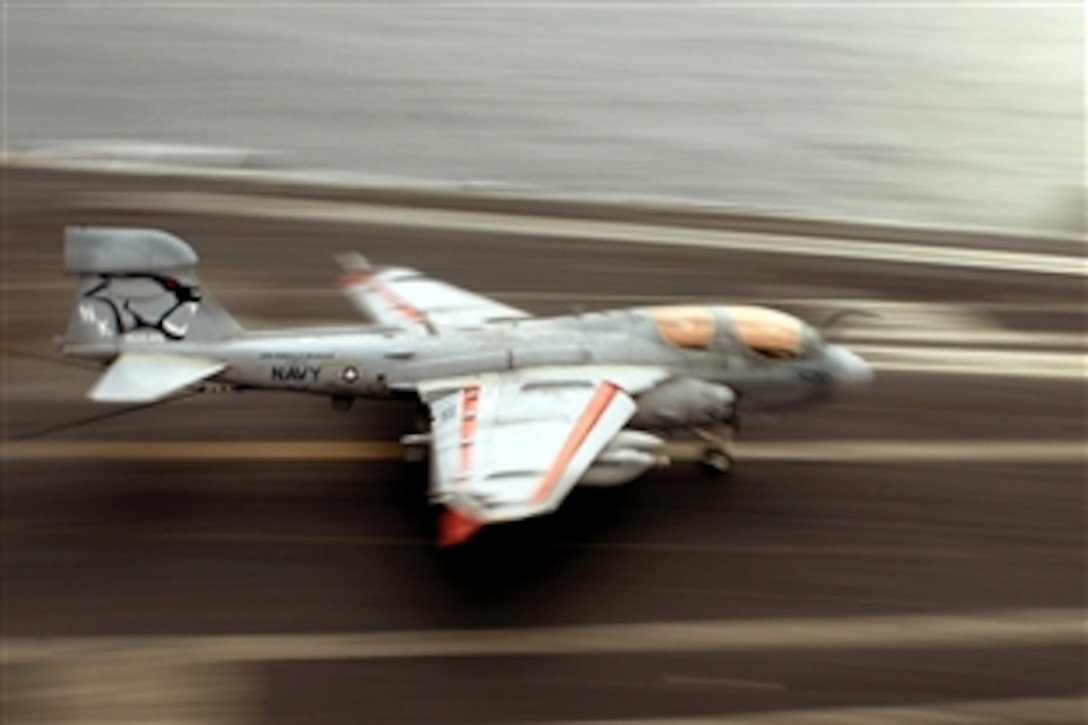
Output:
[{"xmin": 825, "ymin": 345, "xmax": 874, "ymax": 394}]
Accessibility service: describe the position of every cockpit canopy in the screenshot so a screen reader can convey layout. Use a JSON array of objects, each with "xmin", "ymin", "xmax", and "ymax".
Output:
[
  {"xmin": 645, "ymin": 305, "xmax": 810, "ymax": 359},
  {"xmin": 646, "ymin": 306, "xmax": 717, "ymax": 349},
  {"xmin": 725, "ymin": 305, "xmax": 806, "ymax": 359}
]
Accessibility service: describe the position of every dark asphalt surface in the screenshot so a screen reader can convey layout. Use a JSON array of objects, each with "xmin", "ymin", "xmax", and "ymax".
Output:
[{"xmin": 2, "ymin": 169, "xmax": 1084, "ymax": 722}]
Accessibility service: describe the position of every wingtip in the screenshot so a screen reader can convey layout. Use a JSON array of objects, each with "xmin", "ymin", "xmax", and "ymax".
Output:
[
  {"xmin": 437, "ymin": 508, "xmax": 483, "ymax": 548},
  {"xmin": 334, "ymin": 251, "xmax": 372, "ymax": 272},
  {"xmin": 334, "ymin": 253, "xmax": 374, "ymax": 289}
]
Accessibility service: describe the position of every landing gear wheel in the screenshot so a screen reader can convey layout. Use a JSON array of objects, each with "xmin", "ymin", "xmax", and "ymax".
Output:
[
  {"xmin": 699, "ymin": 448, "xmax": 734, "ymax": 476},
  {"xmin": 693, "ymin": 424, "xmax": 736, "ymax": 476}
]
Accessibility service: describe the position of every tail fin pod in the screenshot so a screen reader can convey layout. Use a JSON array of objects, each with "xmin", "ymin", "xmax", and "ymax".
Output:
[{"xmin": 63, "ymin": 227, "xmax": 241, "ymax": 348}]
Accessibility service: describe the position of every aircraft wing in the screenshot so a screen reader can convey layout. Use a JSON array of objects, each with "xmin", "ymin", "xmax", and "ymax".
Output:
[
  {"xmin": 417, "ymin": 366, "xmax": 668, "ymax": 546},
  {"xmin": 336, "ymin": 253, "xmax": 531, "ymax": 333}
]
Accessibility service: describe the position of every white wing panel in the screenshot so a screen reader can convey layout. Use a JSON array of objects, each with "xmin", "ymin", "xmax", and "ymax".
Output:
[
  {"xmin": 426, "ymin": 370, "xmax": 643, "ymax": 543},
  {"xmin": 337, "ymin": 257, "xmax": 530, "ymax": 332}
]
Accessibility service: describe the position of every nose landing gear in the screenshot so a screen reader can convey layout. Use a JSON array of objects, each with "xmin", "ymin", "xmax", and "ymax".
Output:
[{"xmin": 694, "ymin": 424, "xmax": 735, "ymax": 476}]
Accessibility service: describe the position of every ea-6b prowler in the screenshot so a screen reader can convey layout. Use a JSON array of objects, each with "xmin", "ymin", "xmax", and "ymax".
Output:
[{"xmin": 60, "ymin": 227, "xmax": 873, "ymax": 546}]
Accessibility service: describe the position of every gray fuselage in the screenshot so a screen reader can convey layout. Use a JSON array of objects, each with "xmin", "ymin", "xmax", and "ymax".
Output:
[{"xmin": 70, "ymin": 306, "xmax": 867, "ymax": 413}]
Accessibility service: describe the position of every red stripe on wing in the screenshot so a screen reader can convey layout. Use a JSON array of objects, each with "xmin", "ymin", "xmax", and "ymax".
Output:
[
  {"xmin": 457, "ymin": 384, "xmax": 480, "ymax": 488},
  {"xmin": 337, "ymin": 271, "xmax": 423, "ymax": 324},
  {"xmin": 531, "ymin": 382, "xmax": 620, "ymax": 504}
]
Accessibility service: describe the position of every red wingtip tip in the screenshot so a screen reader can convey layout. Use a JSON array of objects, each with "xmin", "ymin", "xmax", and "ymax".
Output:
[
  {"xmin": 336, "ymin": 271, "xmax": 371, "ymax": 289},
  {"xmin": 438, "ymin": 508, "xmax": 483, "ymax": 548}
]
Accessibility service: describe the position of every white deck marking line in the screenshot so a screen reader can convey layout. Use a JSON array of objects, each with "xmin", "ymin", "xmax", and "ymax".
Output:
[
  {"xmin": 4, "ymin": 608, "xmax": 1083, "ymax": 664},
  {"xmin": 5, "ymin": 660, "xmax": 254, "ymax": 725},
  {"xmin": 10, "ymin": 283, "xmax": 1085, "ymax": 317},
  {"xmin": 854, "ymin": 345, "xmax": 1087, "ymax": 380},
  {"xmin": 77, "ymin": 191, "xmax": 1087, "ymax": 278},
  {"xmin": 3, "ymin": 440, "xmax": 1084, "ymax": 463},
  {"xmin": 840, "ymin": 330, "xmax": 1085, "ymax": 348},
  {"xmin": 566, "ymin": 695, "xmax": 1088, "ymax": 725},
  {"xmin": 7, "ymin": 153, "xmax": 1086, "ymax": 243},
  {"xmin": 8, "ymin": 284, "xmax": 1083, "ymax": 347}
]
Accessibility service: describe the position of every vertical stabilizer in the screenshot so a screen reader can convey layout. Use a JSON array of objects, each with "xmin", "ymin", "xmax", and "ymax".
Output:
[{"xmin": 62, "ymin": 227, "xmax": 242, "ymax": 349}]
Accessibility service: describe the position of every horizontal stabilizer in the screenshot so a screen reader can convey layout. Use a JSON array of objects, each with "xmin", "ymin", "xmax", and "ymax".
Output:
[{"xmin": 89, "ymin": 353, "xmax": 226, "ymax": 403}]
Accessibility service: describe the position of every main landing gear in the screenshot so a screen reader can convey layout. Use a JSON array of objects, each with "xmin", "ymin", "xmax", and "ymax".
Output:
[{"xmin": 694, "ymin": 424, "xmax": 735, "ymax": 475}]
